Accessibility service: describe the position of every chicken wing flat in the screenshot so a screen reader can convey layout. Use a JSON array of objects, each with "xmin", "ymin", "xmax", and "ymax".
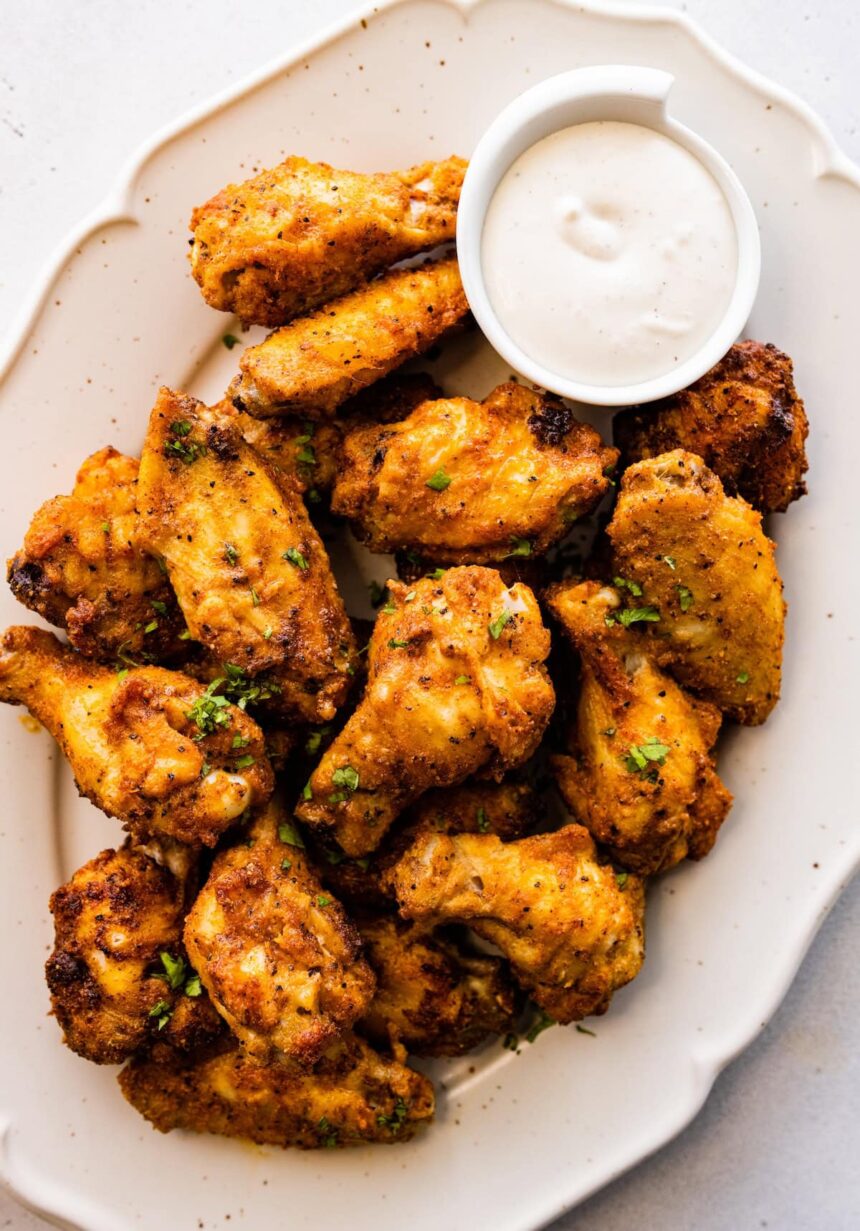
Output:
[
  {"xmin": 230, "ymin": 257, "xmax": 468, "ymax": 420},
  {"xmin": 119, "ymin": 1032, "xmax": 435, "ymax": 1148},
  {"xmin": 357, "ymin": 914, "xmax": 519, "ymax": 1056},
  {"xmin": 231, "ymin": 372, "xmax": 442, "ymax": 498},
  {"xmin": 189, "ymin": 154, "xmax": 466, "ymax": 326},
  {"xmin": 547, "ymin": 580, "xmax": 732, "ymax": 874},
  {"xmin": 0, "ymin": 627, "xmax": 273, "ymax": 845},
  {"xmin": 184, "ymin": 800, "xmax": 375, "ymax": 1067},
  {"xmin": 387, "ymin": 824, "xmax": 645, "ymax": 1023},
  {"xmin": 46, "ymin": 842, "xmax": 220, "ymax": 1064},
  {"xmin": 7, "ymin": 447, "xmax": 185, "ymax": 662},
  {"xmin": 614, "ymin": 341, "xmax": 809, "ymax": 513},
  {"xmin": 136, "ymin": 388, "xmax": 357, "ymax": 723},
  {"xmin": 295, "ymin": 567, "xmax": 555, "ymax": 856},
  {"xmin": 607, "ymin": 451, "xmax": 785, "ymax": 724},
  {"xmin": 331, "ymin": 383, "xmax": 617, "ymax": 563}
]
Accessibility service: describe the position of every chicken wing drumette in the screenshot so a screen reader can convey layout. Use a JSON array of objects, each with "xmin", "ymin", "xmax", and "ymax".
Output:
[
  {"xmin": 7, "ymin": 447, "xmax": 185, "ymax": 661},
  {"xmin": 614, "ymin": 341, "xmax": 809, "ymax": 513},
  {"xmin": 136, "ymin": 388, "xmax": 357, "ymax": 723},
  {"xmin": 387, "ymin": 824, "xmax": 645, "ymax": 1023},
  {"xmin": 547, "ymin": 579, "xmax": 732, "ymax": 875},
  {"xmin": 119, "ymin": 1031, "xmax": 434, "ymax": 1148},
  {"xmin": 189, "ymin": 154, "xmax": 466, "ymax": 326},
  {"xmin": 331, "ymin": 383, "xmax": 617, "ymax": 563},
  {"xmin": 46, "ymin": 841, "xmax": 221, "ymax": 1064},
  {"xmin": 230, "ymin": 257, "xmax": 468, "ymax": 420},
  {"xmin": 0, "ymin": 627, "xmax": 273, "ymax": 845},
  {"xmin": 357, "ymin": 914, "xmax": 519, "ymax": 1056},
  {"xmin": 295, "ymin": 567, "xmax": 555, "ymax": 856},
  {"xmin": 184, "ymin": 799, "xmax": 375, "ymax": 1067},
  {"xmin": 607, "ymin": 451, "xmax": 785, "ymax": 724}
]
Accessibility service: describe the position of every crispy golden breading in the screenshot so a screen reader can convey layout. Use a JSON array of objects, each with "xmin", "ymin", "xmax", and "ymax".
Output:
[
  {"xmin": 0, "ymin": 627, "xmax": 273, "ymax": 845},
  {"xmin": 357, "ymin": 914, "xmax": 518, "ymax": 1056},
  {"xmin": 387, "ymin": 824, "xmax": 645, "ymax": 1023},
  {"xmin": 232, "ymin": 372, "xmax": 442, "ymax": 497},
  {"xmin": 607, "ymin": 451, "xmax": 785, "ymax": 724},
  {"xmin": 547, "ymin": 580, "xmax": 732, "ymax": 874},
  {"xmin": 332, "ymin": 383, "xmax": 617, "ymax": 563},
  {"xmin": 184, "ymin": 800, "xmax": 375, "ymax": 1067},
  {"xmin": 136, "ymin": 389, "xmax": 357, "ymax": 723},
  {"xmin": 118, "ymin": 1032, "xmax": 435, "ymax": 1147},
  {"xmin": 189, "ymin": 154, "xmax": 466, "ymax": 326},
  {"xmin": 614, "ymin": 341, "xmax": 809, "ymax": 513},
  {"xmin": 46, "ymin": 843, "xmax": 221, "ymax": 1064},
  {"xmin": 295, "ymin": 567, "xmax": 555, "ymax": 856},
  {"xmin": 230, "ymin": 258, "xmax": 468, "ymax": 420},
  {"xmin": 7, "ymin": 447, "xmax": 185, "ymax": 661}
]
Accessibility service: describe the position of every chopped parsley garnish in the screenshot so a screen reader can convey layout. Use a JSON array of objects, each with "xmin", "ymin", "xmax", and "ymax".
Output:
[
  {"xmin": 624, "ymin": 738, "xmax": 670, "ymax": 778},
  {"xmin": 278, "ymin": 820, "xmax": 306, "ymax": 849},
  {"xmin": 186, "ymin": 680, "xmax": 232, "ymax": 737},
  {"xmin": 316, "ymin": 895, "xmax": 331, "ymax": 908},
  {"xmin": 157, "ymin": 951, "xmax": 187, "ymax": 991},
  {"xmin": 575, "ymin": 1024, "xmax": 597, "ymax": 1037},
  {"xmin": 736, "ymin": 671, "xmax": 750, "ymax": 684},
  {"xmin": 178, "ymin": 629, "xmax": 193, "ymax": 640},
  {"xmin": 381, "ymin": 602, "xmax": 397, "ymax": 615},
  {"xmin": 302, "ymin": 780, "xmax": 313, "ymax": 801},
  {"xmin": 376, "ymin": 1097, "xmax": 409, "ymax": 1133},
  {"xmin": 663, "ymin": 555, "xmax": 677, "ymax": 570},
  {"xmin": 427, "ymin": 567, "xmax": 446, "ymax": 580},
  {"xmin": 426, "ymin": 468, "xmax": 452, "ymax": 492},
  {"xmin": 331, "ymin": 765, "xmax": 360, "ymax": 793},
  {"xmin": 613, "ymin": 575, "xmax": 643, "ymax": 598},
  {"xmin": 476, "ymin": 807, "xmax": 490, "ymax": 833},
  {"xmin": 295, "ymin": 439, "xmax": 317, "ymax": 466},
  {"xmin": 184, "ymin": 973, "xmax": 202, "ymax": 998},
  {"xmin": 220, "ymin": 662, "xmax": 281, "ymax": 709},
  {"xmin": 281, "ymin": 858, "xmax": 292, "ymax": 872},
  {"xmin": 164, "ymin": 420, "xmax": 206, "ymax": 465},
  {"xmin": 506, "ymin": 538, "xmax": 532, "ymax": 558},
  {"xmin": 143, "ymin": 619, "xmax": 158, "ymax": 634},
  {"xmin": 222, "ymin": 334, "xmax": 240, "ymax": 349},
  {"xmin": 283, "ymin": 547, "xmax": 309, "ymax": 570},
  {"xmin": 151, "ymin": 599, "xmax": 168, "ymax": 616},
  {"xmin": 454, "ymin": 674, "xmax": 471, "ymax": 685},
  {"xmin": 615, "ymin": 871, "xmax": 629, "ymax": 889},
  {"xmin": 488, "ymin": 610, "xmax": 513, "ymax": 639},
  {"xmin": 355, "ymin": 856, "xmax": 371, "ymax": 872},
  {"xmin": 306, "ymin": 487, "xmax": 322, "ymax": 504},
  {"xmin": 525, "ymin": 1011, "xmax": 556, "ymax": 1043},
  {"xmin": 100, "ymin": 521, "xmax": 110, "ymax": 534},
  {"xmin": 404, "ymin": 590, "xmax": 416, "ymax": 603},
  {"xmin": 148, "ymin": 1000, "xmax": 172, "ymax": 1029},
  {"xmin": 305, "ymin": 725, "xmax": 331, "ymax": 757},
  {"xmin": 324, "ymin": 848, "xmax": 345, "ymax": 866},
  {"xmin": 233, "ymin": 753, "xmax": 256, "ymax": 770},
  {"xmin": 263, "ymin": 626, "xmax": 273, "ymax": 640},
  {"xmin": 605, "ymin": 606, "xmax": 661, "ymax": 628},
  {"xmin": 368, "ymin": 580, "xmax": 387, "ymax": 608},
  {"xmin": 388, "ymin": 638, "xmax": 408, "ymax": 649},
  {"xmin": 676, "ymin": 585, "xmax": 694, "ymax": 612},
  {"xmin": 200, "ymin": 761, "xmax": 211, "ymax": 779},
  {"xmin": 224, "ymin": 543, "xmax": 239, "ymax": 566},
  {"xmin": 250, "ymin": 587, "xmax": 261, "ymax": 606},
  {"xmin": 317, "ymin": 1116, "xmax": 338, "ymax": 1148}
]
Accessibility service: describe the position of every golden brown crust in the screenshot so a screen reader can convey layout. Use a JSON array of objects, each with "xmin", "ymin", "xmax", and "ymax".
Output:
[
  {"xmin": 189, "ymin": 154, "xmax": 466, "ymax": 326},
  {"xmin": 184, "ymin": 800, "xmax": 375, "ymax": 1067},
  {"xmin": 135, "ymin": 388, "xmax": 357, "ymax": 723},
  {"xmin": 0, "ymin": 626, "xmax": 273, "ymax": 846},
  {"xmin": 357, "ymin": 914, "xmax": 519, "ymax": 1056},
  {"xmin": 387, "ymin": 824, "xmax": 645, "ymax": 1023},
  {"xmin": 7, "ymin": 447, "xmax": 185, "ymax": 661},
  {"xmin": 607, "ymin": 450, "xmax": 785, "ymax": 724},
  {"xmin": 547, "ymin": 579, "xmax": 732, "ymax": 874},
  {"xmin": 295, "ymin": 567, "xmax": 555, "ymax": 856},
  {"xmin": 613, "ymin": 341, "xmax": 809, "ymax": 513},
  {"xmin": 46, "ymin": 843, "xmax": 220, "ymax": 1064},
  {"xmin": 118, "ymin": 1032, "xmax": 435, "ymax": 1148},
  {"xmin": 230, "ymin": 257, "xmax": 468, "ymax": 419},
  {"xmin": 332, "ymin": 383, "xmax": 617, "ymax": 563}
]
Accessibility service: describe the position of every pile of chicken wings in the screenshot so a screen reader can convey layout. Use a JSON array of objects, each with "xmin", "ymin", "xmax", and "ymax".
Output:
[{"xmin": 0, "ymin": 152, "xmax": 808, "ymax": 1150}]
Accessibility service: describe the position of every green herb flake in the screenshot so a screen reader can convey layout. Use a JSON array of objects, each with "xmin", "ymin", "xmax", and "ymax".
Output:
[
  {"xmin": 427, "ymin": 567, "xmax": 447, "ymax": 580},
  {"xmin": 263, "ymin": 626, "xmax": 273, "ymax": 640},
  {"xmin": 233, "ymin": 753, "xmax": 256, "ymax": 770},
  {"xmin": 158, "ymin": 951, "xmax": 187, "ymax": 991},
  {"xmin": 576, "ymin": 1024, "xmax": 597, "ymax": 1037},
  {"xmin": 488, "ymin": 610, "xmax": 513, "ymax": 640},
  {"xmin": 676, "ymin": 585, "xmax": 694, "ymax": 612},
  {"xmin": 736, "ymin": 671, "xmax": 750, "ymax": 684},
  {"xmin": 305, "ymin": 725, "xmax": 331, "ymax": 757},
  {"xmin": 151, "ymin": 599, "xmax": 168, "ymax": 616},
  {"xmin": 381, "ymin": 602, "xmax": 397, "ymax": 615},
  {"xmin": 663, "ymin": 555, "xmax": 677, "ymax": 570},
  {"xmin": 281, "ymin": 858, "xmax": 292, "ymax": 872},
  {"xmin": 302, "ymin": 780, "xmax": 313, "ymax": 801},
  {"xmin": 283, "ymin": 547, "xmax": 309, "ymax": 570},
  {"xmin": 615, "ymin": 871, "xmax": 629, "ymax": 889},
  {"xmin": 376, "ymin": 1097, "xmax": 409, "ymax": 1134},
  {"xmin": 224, "ymin": 543, "xmax": 239, "ymax": 566},
  {"xmin": 200, "ymin": 761, "xmax": 211, "ymax": 779},
  {"xmin": 317, "ymin": 1116, "xmax": 338, "ymax": 1148},
  {"xmin": 164, "ymin": 420, "xmax": 206, "ymax": 465},
  {"xmin": 368, "ymin": 580, "xmax": 387, "ymax": 608},
  {"xmin": 178, "ymin": 629, "xmax": 192, "ymax": 641},
  {"xmin": 316, "ymin": 895, "xmax": 332, "ymax": 908},
  {"xmin": 331, "ymin": 765, "xmax": 360, "ymax": 793},
  {"xmin": 219, "ymin": 662, "xmax": 281, "ymax": 710},
  {"xmin": 426, "ymin": 468, "xmax": 452, "ymax": 492},
  {"xmin": 506, "ymin": 538, "xmax": 532, "ymax": 558},
  {"xmin": 355, "ymin": 857, "xmax": 371, "ymax": 872},
  {"xmin": 606, "ymin": 605, "xmax": 661, "ymax": 628},
  {"xmin": 116, "ymin": 667, "xmax": 129, "ymax": 681},
  {"xmin": 183, "ymin": 973, "xmax": 202, "ymax": 998},
  {"xmin": 250, "ymin": 587, "xmax": 261, "ymax": 606},
  {"xmin": 222, "ymin": 334, "xmax": 240, "ymax": 349},
  {"xmin": 148, "ymin": 999, "xmax": 172, "ymax": 1029},
  {"xmin": 613, "ymin": 575, "xmax": 643, "ymax": 598},
  {"xmin": 624, "ymin": 737, "xmax": 670, "ymax": 778},
  {"xmin": 388, "ymin": 637, "xmax": 408, "ymax": 649},
  {"xmin": 278, "ymin": 820, "xmax": 306, "ymax": 850},
  {"xmin": 186, "ymin": 679, "xmax": 232, "ymax": 737},
  {"xmin": 454, "ymin": 674, "xmax": 471, "ymax": 685},
  {"xmin": 525, "ymin": 1011, "xmax": 556, "ymax": 1043},
  {"xmin": 324, "ymin": 848, "xmax": 345, "ymax": 866},
  {"xmin": 476, "ymin": 807, "xmax": 490, "ymax": 833},
  {"xmin": 296, "ymin": 444, "xmax": 317, "ymax": 466},
  {"xmin": 143, "ymin": 619, "xmax": 159, "ymax": 634},
  {"xmin": 101, "ymin": 521, "xmax": 110, "ymax": 534}
]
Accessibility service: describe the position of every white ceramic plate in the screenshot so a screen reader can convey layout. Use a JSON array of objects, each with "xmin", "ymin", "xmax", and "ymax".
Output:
[{"xmin": 1, "ymin": 3, "xmax": 858, "ymax": 1230}]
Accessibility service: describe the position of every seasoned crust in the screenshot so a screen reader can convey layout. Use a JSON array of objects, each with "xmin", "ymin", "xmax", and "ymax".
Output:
[
  {"xmin": 189, "ymin": 154, "xmax": 466, "ymax": 327},
  {"xmin": 613, "ymin": 341, "xmax": 809, "ymax": 513}
]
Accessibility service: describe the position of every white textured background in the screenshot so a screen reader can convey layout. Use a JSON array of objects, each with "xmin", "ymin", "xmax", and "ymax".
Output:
[{"xmin": 1, "ymin": 3, "xmax": 857, "ymax": 1229}]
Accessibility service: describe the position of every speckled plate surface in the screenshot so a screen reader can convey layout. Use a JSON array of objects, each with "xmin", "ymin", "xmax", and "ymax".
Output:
[{"xmin": 0, "ymin": 3, "xmax": 858, "ymax": 1230}]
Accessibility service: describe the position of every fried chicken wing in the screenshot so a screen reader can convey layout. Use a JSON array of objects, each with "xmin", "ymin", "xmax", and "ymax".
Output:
[
  {"xmin": 46, "ymin": 842, "xmax": 221, "ymax": 1064},
  {"xmin": 607, "ymin": 451, "xmax": 785, "ymax": 724},
  {"xmin": 189, "ymin": 154, "xmax": 466, "ymax": 326},
  {"xmin": 614, "ymin": 341, "xmax": 809, "ymax": 513},
  {"xmin": 7, "ymin": 447, "xmax": 185, "ymax": 661},
  {"xmin": 136, "ymin": 388, "xmax": 357, "ymax": 723},
  {"xmin": 388, "ymin": 824, "xmax": 645, "ymax": 1022},
  {"xmin": 332, "ymin": 383, "xmax": 616, "ymax": 563},
  {"xmin": 119, "ymin": 1032, "xmax": 435, "ymax": 1147},
  {"xmin": 230, "ymin": 257, "xmax": 468, "ymax": 420},
  {"xmin": 295, "ymin": 567, "xmax": 555, "ymax": 856},
  {"xmin": 184, "ymin": 800, "xmax": 375, "ymax": 1067},
  {"xmin": 357, "ymin": 914, "xmax": 519, "ymax": 1056},
  {"xmin": 0, "ymin": 626, "xmax": 273, "ymax": 845},
  {"xmin": 547, "ymin": 579, "xmax": 732, "ymax": 874}
]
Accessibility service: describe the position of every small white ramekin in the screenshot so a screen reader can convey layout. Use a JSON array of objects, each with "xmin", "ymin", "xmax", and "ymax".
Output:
[{"xmin": 457, "ymin": 65, "xmax": 761, "ymax": 407}]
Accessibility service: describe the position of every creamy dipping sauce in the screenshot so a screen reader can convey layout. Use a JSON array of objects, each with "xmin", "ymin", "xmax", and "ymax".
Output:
[{"xmin": 482, "ymin": 121, "xmax": 738, "ymax": 387}]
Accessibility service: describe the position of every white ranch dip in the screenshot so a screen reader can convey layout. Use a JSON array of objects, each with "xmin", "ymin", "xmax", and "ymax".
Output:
[{"xmin": 482, "ymin": 121, "xmax": 738, "ymax": 387}]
